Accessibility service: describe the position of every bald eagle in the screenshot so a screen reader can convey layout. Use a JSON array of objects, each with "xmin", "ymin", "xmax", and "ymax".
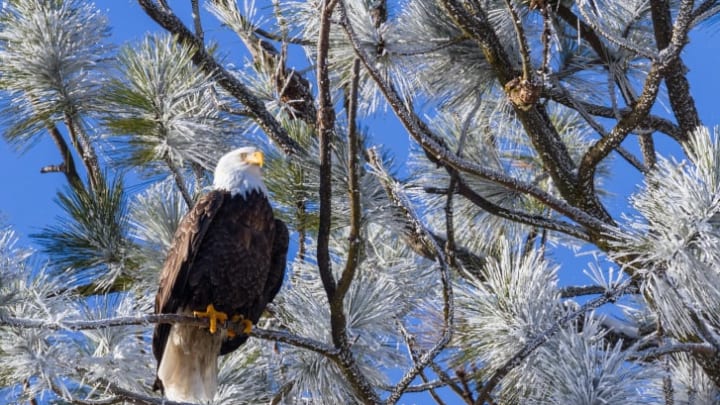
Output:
[{"xmin": 152, "ymin": 147, "xmax": 288, "ymax": 403}]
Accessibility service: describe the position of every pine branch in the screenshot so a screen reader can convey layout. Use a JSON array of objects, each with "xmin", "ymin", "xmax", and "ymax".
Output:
[
  {"xmin": 335, "ymin": 58, "xmax": 362, "ymax": 303},
  {"xmin": 543, "ymin": 86, "xmax": 682, "ymax": 141},
  {"xmin": 369, "ymin": 151, "xmax": 454, "ymax": 405},
  {"xmin": 316, "ymin": 0, "xmax": 338, "ymax": 304},
  {"xmin": 316, "ymin": 2, "xmax": 380, "ymax": 403},
  {"xmin": 136, "ymin": 0, "xmax": 303, "ymax": 157},
  {"xmin": 339, "ymin": 6, "xmax": 609, "ymax": 233},
  {"xmin": 0, "ymin": 314, "xmax": 338, "ymax": 356},
  {"xmin": 439, "ymin": 0, "xmax": 607, "ymax": 220},
  {"xmin": 45, "ymin": 124, "xmax": 85, "ymax": 194},
  {"xmin": 474, "ymin": 279, "xmax": 634, "ymax": 404}
]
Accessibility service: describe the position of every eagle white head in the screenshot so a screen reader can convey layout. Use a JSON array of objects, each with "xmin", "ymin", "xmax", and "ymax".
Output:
[{"xmin": 213, "ymin": 146, "xmax": 268, "ymax": 197}]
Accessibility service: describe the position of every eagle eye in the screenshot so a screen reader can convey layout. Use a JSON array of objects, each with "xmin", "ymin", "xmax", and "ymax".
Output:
[{"xmin": 239, "ymin": 152, "xmax": 247, "ymax": 160}]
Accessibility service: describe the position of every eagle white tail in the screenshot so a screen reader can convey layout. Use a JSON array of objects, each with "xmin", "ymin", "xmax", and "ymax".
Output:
[{"xmin": 157, "ymin": 322, "xmax": 224, "ymax": 403}]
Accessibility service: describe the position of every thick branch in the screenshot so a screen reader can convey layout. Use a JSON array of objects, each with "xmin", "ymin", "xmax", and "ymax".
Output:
[
  {"xmin": 439, "ymin": 0, "xmax": 603, "ymax": 219},
  {"xmin": 650, "ymin": 0, "xmax": 700, "ymax": 137},
  {"xmin": 340, "ymin": 9, "xmax": 609, "ymax": 233}
]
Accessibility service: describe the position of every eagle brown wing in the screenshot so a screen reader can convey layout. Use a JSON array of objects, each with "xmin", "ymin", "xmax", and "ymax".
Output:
[
  {"xmin": 152, "ymin": 190, "xmax": 226, "ymax": 366},
  {"xmin": 219, "ymin": 218, "xmax": 289, "ymax": 355}
]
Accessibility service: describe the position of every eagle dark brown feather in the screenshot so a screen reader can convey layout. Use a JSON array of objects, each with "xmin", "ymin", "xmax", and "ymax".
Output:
[{"xmin": 152, "ymin": 189, "xmax": 287, "ymax": 390}]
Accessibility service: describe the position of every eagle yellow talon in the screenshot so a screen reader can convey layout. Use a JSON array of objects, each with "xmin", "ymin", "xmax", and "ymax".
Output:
[
  {"xmin": 193, "ymin": 304, "xmax": 228, "ymax": 334},
  {"xmin": 226, "ymin": 315, "xmax": 253, "ymax": 338}
]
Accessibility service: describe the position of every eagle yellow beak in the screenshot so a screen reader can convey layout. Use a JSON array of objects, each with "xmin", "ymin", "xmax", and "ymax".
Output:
[{"xmin": 245, "ymin": 151, "xmax": 264, "ymax": 167}]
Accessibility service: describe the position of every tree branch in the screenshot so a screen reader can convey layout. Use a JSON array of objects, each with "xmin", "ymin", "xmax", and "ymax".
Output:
[
  {"xmin": 137, "ymin": 0, "xmax": 303, "ymax": 156},
  {"xmin": 315, "ymin": 2, "xmax": 380, "ymax": 403},
  {"xmin": 339, "ymin": 7, "xmax": 609, "ymax": 233},
  {"xmin": 475, "ymin": 279, "xmax": 634, "ymax": 404},
  {"xmin": 365, "ymin": 146, "xmax": 454, "ymax": 405},
  {"xmin": 0, "ymin": 313, "xmax": 337, "ymax": 357},
  {"xmin": 45, "ymin": 124, "xmax": 85, "ymax": 194},
  {"xmin": 335, "ymin": 58, "xmax": 362, "ymax": 303}
]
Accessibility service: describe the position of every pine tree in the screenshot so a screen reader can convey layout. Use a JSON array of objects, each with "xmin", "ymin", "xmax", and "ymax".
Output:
[{"xmin": 1, "ymin": 0, "xmax": 719, "ymax": 403}]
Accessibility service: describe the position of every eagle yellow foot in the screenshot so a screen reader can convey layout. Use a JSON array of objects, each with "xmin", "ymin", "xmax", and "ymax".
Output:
[
  {"xmin": 193, "ymin": 304, "xmax": 228, "ymax": 334},
  {"xmin": 226, "ymin": 314, "xmax": 253, "ymax": 338}
]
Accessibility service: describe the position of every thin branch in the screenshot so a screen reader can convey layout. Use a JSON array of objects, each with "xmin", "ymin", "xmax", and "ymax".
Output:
[
  {"xmin": 45, "ymin": 124, "xmax": 85, "ymax": 193},
  {"xmin": 0, "ymin": 314, "xmax": 338, "ymax": 357},
  {"xmin": 502, "ymin": 0, "xmax": 532, "ymax": 80},
  {"xmin": 254, "ymin": 26, "xmax": 314, "ymax": 46},
  {"xmin": 630, "ymin": 342, "xmax": 717, "ymax": 361},
  {"xmin": 191, "ymin": 0, "xmax": 204, "ymax": 43},
  {"xmin": 137, "ymin": 0, "xmax": 303, "ymax": 156},
  {"xmin": 366, "ymin": 148, "xmax": 453, "ymax": 405},
  {"xmin": 164, "ymin": 155, "xmax": 193, "ymax": 207},
  {"xmin": 543, "ymin": 85, "xmax": 682, "ymax": 141},
  {"xmin": 335, "ymin": 58, "xmax": 362, "ymax": 301},
  {"xmin": 474, "ymin": 279, "xmax": 634, "ymax": 404},
  {"xmin": 455, "ymin": 180, "xmax": 592, "ymax": 241}
]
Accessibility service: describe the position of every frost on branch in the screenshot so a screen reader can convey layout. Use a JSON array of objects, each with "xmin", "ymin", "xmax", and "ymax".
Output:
[
  {"xmin": 103, "ymin": 33, "xmax": 233, "ymax": 172},
  {"xmin": 528, "ymin": 316, "xmax": 661, "ymax": 404},
  {"xmin": 0, "ymin": 0, "xmax": 110, "ymax": 144},
  {"xmin": 615, "ymin": 127, "xmax": 720, "ymax": 338},
  {"xmin": 452, "ymin": 238, "xmax": 560, "ymax": 400}
]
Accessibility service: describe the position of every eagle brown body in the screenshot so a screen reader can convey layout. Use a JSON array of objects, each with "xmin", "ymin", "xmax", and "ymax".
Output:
[{"xmin": 151, "ymin": 147, "xmax": 288, "ymax": 403}]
